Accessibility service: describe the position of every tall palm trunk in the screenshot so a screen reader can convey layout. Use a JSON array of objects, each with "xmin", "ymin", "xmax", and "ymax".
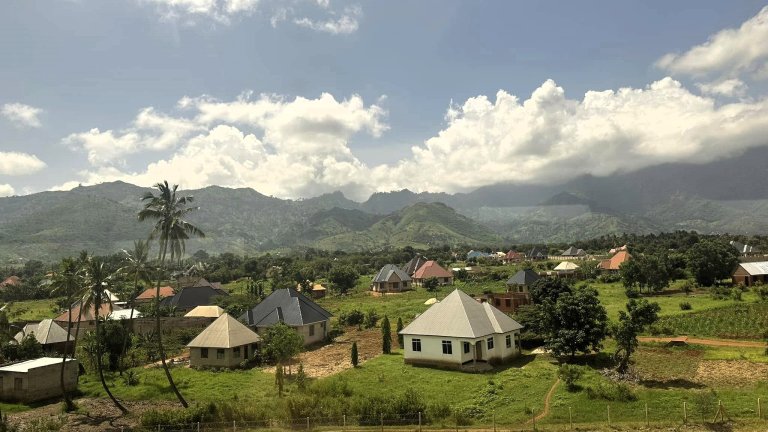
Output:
[
  {"xmin": 94, "ymin": 301, "xmax": 128, "ymax": 414},
  {"xmin": 59, "ymin": 307, "xmax": 75, "ymax": 411},
  {"xmin": 156, "ymin": 248, "xmax": 188, "ymax": 408},
  {"xmin": 119, "ymin": 272, "xmax": 140, "ymax": 375}
]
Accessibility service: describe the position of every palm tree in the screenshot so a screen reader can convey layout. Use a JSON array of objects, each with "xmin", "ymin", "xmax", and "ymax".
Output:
[
  {"xmin": 138, "ymin": 181, "xmax": 205, "ymax": 408},
  {"xmin": 117, "ymin": 240, "xmax": 152, "ymax": 373},
  {"xmin": 50, "ymin": 257, "xmax": 84, "ymax": 411},
  {"xmin": 83, "ymin": 257, "xmax": 128, "ymax": 414}
]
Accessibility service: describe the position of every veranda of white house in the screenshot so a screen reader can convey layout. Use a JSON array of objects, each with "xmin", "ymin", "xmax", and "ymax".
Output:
[{"xmin": 402, "ymin": 331, "xmax": 521, "ymax": 367}]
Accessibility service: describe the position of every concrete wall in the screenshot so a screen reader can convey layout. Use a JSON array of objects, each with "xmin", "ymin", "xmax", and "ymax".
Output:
[
  {"xmin": 0, "ymin": 360, "xmax": 78, "ymax": 403},
  {"xmin": 131, "ymin": 317, "xmax": 216, "ymax": 335},
  {"xmin": 189, "ymin": 344, "xmax": 258, "ymax": 368},
  {"xmin": 403, "ymin": 332, "xmax": 520, "ymax": 368}
]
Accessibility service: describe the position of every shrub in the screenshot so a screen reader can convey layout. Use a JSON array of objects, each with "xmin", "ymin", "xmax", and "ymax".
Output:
[
  {"xmin": 338, "ymin": 309, "xmax": 365, "ymax": 327},
  {"xmin": 141, "ymin": 405, "xmax": 208, "ymax": 428},
  {"xmin": 753, "ymin": 284, "xmax": 768, "ymax": 302},
  {"xmin": 122, "ymin": 370, "xmax": 140, "ymax": 386},
  {"xmin": 680, "ymin": 280, "xmax": 695, "ymax": 295},
  {"xmin": 730, "ymin": 288, "xmax": 743, "ymax": 301},
  {"xmin": 423, "ymin": 277, "xmax": 440, "ymax": 292},
  {"xmin": 426, "ymin": 401, "xmax": 452, "ymax": 422},
  {"xmin": 585, "ymin": 382, "xmax": 636, "ymax": 402},
  {"xmin": 364, "ymin": 309, "xmax": 379, "ymax": 329},
  {"xmin": 558, "ymin": 364, "xmax": 583, "ymax": 391},
  {"xmin": 679, "ymin": 302, "xmax": 692, "ymax": 311}
]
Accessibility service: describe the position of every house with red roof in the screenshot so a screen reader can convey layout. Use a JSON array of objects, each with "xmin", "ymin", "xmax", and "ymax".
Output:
[
  {"xmin": 0, "ymin": 276, "xmax": 21, "ymax": 289},
  {"xmin": 134, "ymin": 286, "xmax": 175, "ymax": 305},
  {"xmin": 598, "ymin": 250, "xmax": 631, "ymax": 271},
  {"xmin": 412, "ymin": 260, "xmax": 454, "ymax": 286}
]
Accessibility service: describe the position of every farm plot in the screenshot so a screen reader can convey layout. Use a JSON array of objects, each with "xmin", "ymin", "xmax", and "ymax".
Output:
[{"xmin": 654, "ymin": 303, "xmax": 768, "ymax": 340}]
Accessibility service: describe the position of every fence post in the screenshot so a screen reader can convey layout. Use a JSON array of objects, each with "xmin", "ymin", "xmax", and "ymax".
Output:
[
  {"xmin": 645, "ymin": 403, "xmax": 649, "ymax": 427},
  {"xmin": 157, "ymin": 425, "xmax": 161, "ymax": 432},
  {"xmin": 343, "ymin": 414, "xmax": 347, "ymax": 431},
  {"xmin": 381, "ymin": 413, "xmax": 384, "ymax": 432},
  {"xmin": 418, "ymin": 412, "xmax": 422, "ymax": 432},
  {"xmin": 759, "ymin": 397, "xmax": 762, "ymax": 419},
  {"xmin": 569, "ymin": 406, "xmax": 573, "ymax": 430},
  {"xmin": 683, "ymin": 401, "xmax": 687, "ymax": 424},
  {"xmin": 492, "ymin": 412, "xmax": 496, "ymax": 432},
  {"xmin": 233, "ymin": 420, "xmax": 236, "ymax": 432},
  {"xmin": 197, "ymin": 421, "xmax": 200, "ymax": 432},
  {"xmin": 607, "ymin": 405, "xmax": 610, "ymax": 427},
  {"xmin": 307, "ymin": 416, "xmax": 310, "ymax": 431},
  {"xmin": 532, "ymin": 411, "xmax": 536, "ymax": 431}
]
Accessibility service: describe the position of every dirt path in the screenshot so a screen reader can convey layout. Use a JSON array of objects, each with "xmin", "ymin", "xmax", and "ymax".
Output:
[
  {"xmin": 526, "ymin": 378, "xmax": 560, "ymax": 424},
  {"xmin": 639, "ymin": 336, "xmax": 766, "ymax": 348}
]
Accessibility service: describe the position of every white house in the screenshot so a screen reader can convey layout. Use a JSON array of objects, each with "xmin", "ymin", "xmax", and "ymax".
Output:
[{"xmin": 399, "ymin": 289, "xmax": 523, "ymax": 369}]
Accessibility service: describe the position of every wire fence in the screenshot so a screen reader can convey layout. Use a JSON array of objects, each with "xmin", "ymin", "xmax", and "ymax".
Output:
[{"xmin": 93, "ymin": 398, "xmax": 768, "ymax": 432}]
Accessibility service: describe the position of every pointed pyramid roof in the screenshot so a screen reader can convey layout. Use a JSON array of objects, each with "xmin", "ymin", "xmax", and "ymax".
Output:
[
  {"xmin": 15, "ymin": 319, "xmax": 73, "ymax": 345},
  {"xmin": 373, "ymin": 264, "xmax": 411, "ymax": 283},
  {"xmin": 187, "ymin": 313, "xmax": 261, "ymax": 349},
  {"xmin": 412, "ymin": 260, "xmax": 452, "ymax": 279},
  {"xmin": 554, "ymin": 261, "xmax": 580, "ymax": 271},
  {"xmin": 185, "ymin": 305, "xmax": 226, "ymax": 318},
  {"xmin": 506, "ymin": 269, "xmax": 540, "ymax": 286},
  {"xmin": 402, "ymin": 255, "xmax": 428, "ymax": 276},
  {"xmin": 240, "ymin": 288, "xmax": 332, "ymax": 327},
  {"xmin": 400, "ymin": 289, "xmax": 522, "ymax": 338}
]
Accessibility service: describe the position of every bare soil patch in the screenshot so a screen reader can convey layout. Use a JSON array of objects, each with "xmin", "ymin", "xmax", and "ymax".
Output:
[
  {"xmin": 694, "ymin": 360, "xmax": 768, "ymax": 386},
  {"xmin": 639, "ymin": 337, "xmax": 766, "ymax": 348},
  {"xmin": 265, "ymin": 327, "xmax": 384, "ymax": 378}
]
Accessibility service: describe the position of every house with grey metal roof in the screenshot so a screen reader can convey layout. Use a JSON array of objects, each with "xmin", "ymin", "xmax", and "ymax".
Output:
[
  {"xmin": 732, "ymin": 261, "xmax": 768, "ymax": 286},
  {"xmin": 371, "ymin": 264, "xmax": 412, "ymax": 292},
  {"xmin": 240, "ymin": 288, "xmax": 333, "ymax": 346},
  {"xmin": 399, "ymin": 289, "xmax": 522, "ymax": 369},
  {"xmin": 14, "ymin": 319, "xmax": 74, "ymax": 355},
  {"xmin": 730, "ymin": 240, "xmax": 761, "ymax": 256},
  {"xmin": 506, "ymin": 269, "xmax": 541, "ymax": 293},
  {"xmin": 402, "ymin": 255, "xmax": 428, "ymax": 276}
]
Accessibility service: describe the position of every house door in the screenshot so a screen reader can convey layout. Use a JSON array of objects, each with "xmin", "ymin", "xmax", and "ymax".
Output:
[{"xmin": 475, "ymin": 341, "xmax": 483, "ymax": 361}]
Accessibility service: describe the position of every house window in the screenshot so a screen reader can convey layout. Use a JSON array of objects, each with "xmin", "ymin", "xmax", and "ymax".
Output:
[
  {"xmin": 412, "ymin": 338, "xmax": 422, "ymax": 352},
  {"xmin": 233, "ymin": 347, "xmax": 241, "ymax": 358},
  {"xmin": 494, "ymin": 299, "xmax": 501, "ymax": 306},
  {"xmin": 403, "ymin": 282, "xmax": 408, "ymax": 288},
  {"xmin": 309, "ymin": 324, "xmax": 315, "ymax": 337},
  {"xmin": 505, "ymin": 299, "xmax": 511, "ymax": 308},
  {"xmin": 201, "ymin": 348, "xmax": 209, "ymax": 358},
  {"xmin": 217, "ymin": 349, "xmax": 225, "ymax": 359},
  {"xmin": 442, "ymin": 340, "xmax": 453, "ymax": 355},
  {"xmin": 463, "ymin": 342, "xmax": 470, "ymax": 354},
  {"xmin": 487, "ymin": 337, "xmax": 494, "ymax": 350},
  {"xmin": 506, "ymin": 335, "xmax": 512, "ymax": 348},
  {"xmin": 14, "ymin": 378, "xmax": 22, "ymax": 391}
]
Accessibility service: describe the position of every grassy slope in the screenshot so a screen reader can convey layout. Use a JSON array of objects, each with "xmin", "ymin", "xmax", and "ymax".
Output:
[{"xmin": 4, "ymin": 298, "xmax": 60, "ymax": 322}]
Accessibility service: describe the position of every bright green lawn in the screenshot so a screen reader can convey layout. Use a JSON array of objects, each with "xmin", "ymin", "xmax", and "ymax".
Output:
[{"xmin": 3, "ymin": 298, "xmax": 61, "ymax": 322}]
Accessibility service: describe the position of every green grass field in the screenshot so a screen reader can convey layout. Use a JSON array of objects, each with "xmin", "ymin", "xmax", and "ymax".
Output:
[{"xmin": 3, "ymin": 298, "xmax": 61, "ymax": 322}]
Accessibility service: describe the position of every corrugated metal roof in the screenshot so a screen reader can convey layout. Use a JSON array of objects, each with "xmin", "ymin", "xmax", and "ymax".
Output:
[
  {"xmin": 372, "ymin": 264, "xmax": 411, "ymax": 283},
  {"xmin": 412, "ymin": 261, "xmax": 452, "ymax": 279},
  {"xmin": 184, "ymin": 305, "xmax": 225, "ymax": 318},
  {"xmin": 0, "ymin": 357, "xmax": 75, "ymax": 373},
  {"xmin": 187, "ymin": 314, "xmax": 261, "ymax": 348},
  {"xmin": 240, "ymin": 288, "xmax": 332, "ymax": 327},
  {"xmin": 506, "ymin": 269, "xmax": 540, "ymax": 285},
  {"xmin": 738, "ymin": 261, "xmax": 768, "ymax": 275},
  {"xmin": 161, "ymin": 286, "xmax": 229, "ymax": 310},
  {"xmin": 402, "ymin": 255, "xmax": 427, "ymax": 276},
  {"xmin": 554, "ymin": 262, "xmax": 580, "ymax": 271},
  {"xmin": 400, "ymin": 289, "xmax": 522, "ymax": 338},
  {"xmin": 14, "ymin": 319, "xmax": 73, "ymax": 345}
]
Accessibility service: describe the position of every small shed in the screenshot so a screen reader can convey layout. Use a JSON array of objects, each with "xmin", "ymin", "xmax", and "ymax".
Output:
[
  {"xmin": 0, "ymin": 357, "xmax": 78, "ymax": 403},
  {"xmin": 187, "ymin": 314, "xmax": 261, "ymax": 368}
]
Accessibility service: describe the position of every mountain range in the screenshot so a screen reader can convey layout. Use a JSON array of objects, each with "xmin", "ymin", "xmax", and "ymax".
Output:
[{"xmin": 3, "ymin": 146, "xmax": 768, "ymax": 262}]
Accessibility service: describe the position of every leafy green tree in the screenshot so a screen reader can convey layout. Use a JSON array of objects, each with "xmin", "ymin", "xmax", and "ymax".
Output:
[
  {"xmin": 50, "ymin": 257, "xmax": 84, "ymax": 411},
  {"xmin": 613, "ymin": 299, "xmax": 660, "ymax": 373},
  {"xmin": 423, "ymin": 277, "xmax": 439, "ymax": 292},
  {"xmin": 620, "ymin": 254, "xmax": 670, "ymax": 295},
  {"xmin": 328, "ymin": 265, "xmax": 359, "ymax": 295},
  {"xmin": 364, "ymin": 309, "xmax": 379, "ymax": 329},
  {"xmin": 542, "ymin": 286, "xmax": 608, "ymax": 361},
  {"xmin": 83, "ymin": 257, "xmax": 128, "ymax": 414},
  {"xmin": 381, "ymin": 316, "xmax": 392, "ymax": 354},
  {"xmin": 138, "ymin": 180, "xmax": 205, "ymax": 408},
  {"xmin": 687, "ymin": 240, "xmax": 739, "ymax": 286},
  {"xmin": 396, "ymin": 317, "xmax": 404, "ymax": 348},
  {"xmin": 558, "ymin": 364, "xmax": 583, "ymax": 391},
  {"xmin": 262, "ymin": 322, "xmax": 304, "ymax": 368},
  {"xmin": 351, "ymin": 341, "xmax": 359, "ymax": 367},
  {"xmin": 529, "ymin": 278, "xmax": 572, "ymax": 305}
]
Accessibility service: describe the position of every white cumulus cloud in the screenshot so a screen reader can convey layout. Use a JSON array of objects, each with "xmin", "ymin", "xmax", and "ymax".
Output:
[
  {"xmin": 1, "ymin": 103, "xmax": 44, "ymax": 128},
  {"xmin": 0, "ymin": 152, "xmax": 47, "ymax": 176},
  {"xmin": 656, "ymin": 6, "xmax": 768, "ymax": 80},
  {"xmin": 140, "ymin": 0, "xmax": 259, "ymax": 24},
  {"xmin": 293, "ymin": 4, "xmax": 361, "ymax": 35},
  {"xmin": 368, "ymin": 78, "xmax": 768, "ymax": 194},
  {"xmin": 0, "ymin": 184, "xmax": 14, "ymax": 197},
  {"xmin": 696, "ymin": 78, "xmax": 749, "ymax": 97}
]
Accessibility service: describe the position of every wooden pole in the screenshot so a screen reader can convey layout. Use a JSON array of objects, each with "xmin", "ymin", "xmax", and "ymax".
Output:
[
  {"xmin": 307, "ymin": 417, "xmax": 310, "ymax": 431},
  {"xmin": 343, "ymin": 414, "xmax": 346, "ymax": 431},
  {"xmin": 418, "ymin": 412, "xmax": 422, "ymax": 432},
  {"xmin": 492, "ymin": 412, "xmax": 496, "ymax": 432},
  {"xmin": 532, "ymin": 411, "xmax": 536, "ymax": 431},
  {"xmin": 607, "ymin": 405, "xmax": 611, "ymax": 427},
  {"xmin": 683, "ymin": 401, "xmax": 687, "ymax": 424},
  {"xmin": 759, "ymin": 398, "xmax": 762, "ymax": 419},
  {"xmin": 381, "ymin": 413, "xmax": 384, "ymax": 432},
  {"xmin": 233, "ymin": 420, "xmax": 237, "ymax": 432},
  {"xmin": 645, "ymin": 403, "xmax": 649, "ymax": 427},
  {"xmin": 569, "ymin": 406, "xmax": 573, "ymax": 430}
]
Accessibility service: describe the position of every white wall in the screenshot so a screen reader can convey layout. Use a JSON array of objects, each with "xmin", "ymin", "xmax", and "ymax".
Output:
[{"xmin": 403, "ymin": 331, "xmax": 521, "ymax": 366}]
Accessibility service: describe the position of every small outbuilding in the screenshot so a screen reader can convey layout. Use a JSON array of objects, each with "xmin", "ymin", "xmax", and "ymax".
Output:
[
  {"xmin": 400, "ymin": 289, "xmax": 523, "ymax": 369},
  {"xmin": 553, "ymin": 261, "xmax": 579, "ymax": 277},
  {"xmin": 732, "ymin": 261, "xmax": 768, "ymax": 286},
  {"xmin": 371, "ymin": 265, "xmax": 412, "ymax": 292},
  {"xmin": 187, "ymin": 313, "xmax": 261, "ymax": 368},
  {"xmin": 0, "ymin": 357, "xmax": 79, "ymax": 403},
  {"xmin": 240, "ymin": 288, "xmax": 333, "ymax": 346}
]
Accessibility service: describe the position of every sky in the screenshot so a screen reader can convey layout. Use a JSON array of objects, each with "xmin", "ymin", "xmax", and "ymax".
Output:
[{"xmin": 1, "ymin": 1, "xmax": 768, "ymax": 201}]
